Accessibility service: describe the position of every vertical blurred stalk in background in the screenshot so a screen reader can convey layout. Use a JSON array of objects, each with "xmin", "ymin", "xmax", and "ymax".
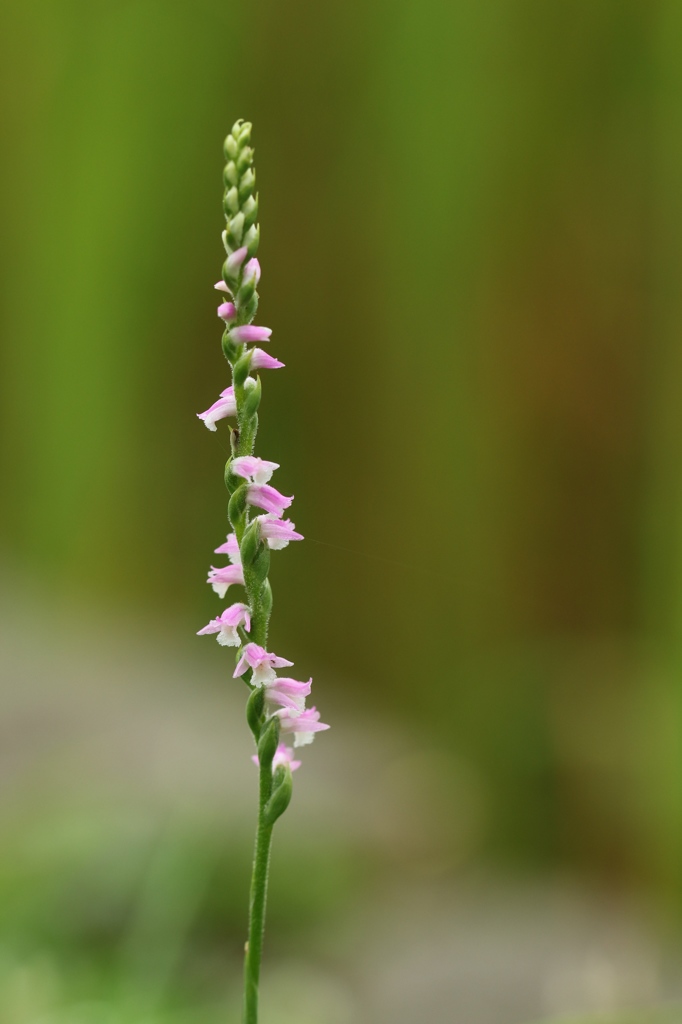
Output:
[{"xmin": 640, "ymin": 0, "xmax": 682, "ymax": 922}]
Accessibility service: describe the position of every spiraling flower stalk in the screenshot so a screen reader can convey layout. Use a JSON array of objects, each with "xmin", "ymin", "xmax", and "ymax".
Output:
[{"xmin": 196, "ymin": 120, "xmax": 329, "ymax": 1024}]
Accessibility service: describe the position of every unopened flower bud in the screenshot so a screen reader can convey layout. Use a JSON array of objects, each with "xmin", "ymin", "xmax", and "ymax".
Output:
[
  {"xmin": 242, "ymin": 376, "xmax": 262, "ymax": 418},
  {"xmin": 227, "ymin": 211, "xmax": 245, "ymax": 246},
  {"xmin": 235, "ymin": 120, "xmax": 251, "ymax": 146},
  {"xmin": 224, "ymin": 186, "xmax": 240, "ymax": 215},
  {"xmin": 243, "ymin": 223, "xmax": 260, "ymax": 257},
  {"xmin": 218, "ymin": 302, "xmax": 237, "ymax": 322},
  {"xmin": 237, "ymin": 147, "xmax": 253, "ymax": 175},
  {"xmin": 242, "ymin": 195, "xmax": 258, "ymax": 228},
  {"xmin": 243, "ymin": 258, "xmax": 261, "ymax": 286},
  {"xmin": 223, "ymin": 246, "xmax": 248, "ymax": 285},
  {"xmin": 250, "ymin": 349, "xmax": 284, "ymax": 371},
  {"xmin": 224, "ymin": 161, "xmax": 238, "ymax": 187},
  {"xmin": 229, "ymin": 325, "xmax": 271, "ymax": 344},
  {"xmin": 239, "ymin": 168, "xmax": 256, "ymax": 201}
]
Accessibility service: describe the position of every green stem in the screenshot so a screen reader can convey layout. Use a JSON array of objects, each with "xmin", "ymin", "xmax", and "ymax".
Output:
[{"xmin": 242, "ymin": 758, "xmax": 275, "ymax": 1024}]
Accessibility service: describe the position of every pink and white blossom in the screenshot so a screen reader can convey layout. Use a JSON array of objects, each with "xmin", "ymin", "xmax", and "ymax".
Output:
[
  {"xmin": 197, "ymin": 386, "xmax": 236, "ymax": 431},
  {"xmin": 233, "ymin": 643, "xmax": 294, "ymax": 687},
  {"xmin": 251, "ymin": 743, "xmax": 301, "ymax": 772},
  {"xmin": 274, "ymin": 706, "xmax": 330, "ymax": 748},
  {"xmin": 250, "ymin": 349, "xmax": 284, "ymax": 371},
  {"xmin": 229, "ymin": 325, "xmax": 272, "ymax": 345},
  {"xmin": 264, "ymin": 676, "xmax": 312, "ymax": 713},
  {"xmin": 232, "ymin": 456, "xmax": 279, "ymax": 486},
  {"xmin": 247, "ymin": 483, "xmax": 293, "ymax": 517},
  {"xmin": 197, "ymin": 603, "xmax": 251, "ymax": 646},
  {"xmin": 207, "ymin": 563, "xmax": 245, "ymax": 599},
  {"xmin": 256, "ymin": 514, "xmax": 303, "ymax": 550},
  {"xmin": 214, "ymin": 280, "xmax": 231, "ymax": 295},
  {"xmin": 214, "ymin": 532, "xmax": 241, "ymax": 562},
  {"xmin": 217, "ymin": 301, "xmax": 237, "ymax": 322}
]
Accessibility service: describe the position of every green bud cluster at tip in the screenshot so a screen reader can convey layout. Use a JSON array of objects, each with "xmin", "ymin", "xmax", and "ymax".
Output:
[{"xmin": 222, "ymin": 119, "xmax": 260, "ymax": 334}]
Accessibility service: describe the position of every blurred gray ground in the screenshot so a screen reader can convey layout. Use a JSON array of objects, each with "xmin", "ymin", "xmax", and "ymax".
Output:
[{"xmin": 0, "ymin": 579, "xmax": 681, "ymax": 1024}]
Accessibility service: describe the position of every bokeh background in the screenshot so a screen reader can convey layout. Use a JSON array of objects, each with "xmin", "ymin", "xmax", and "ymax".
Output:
[{"xmin": 1, "ymin": 1, "xmax": 682, "ymax": 1022}]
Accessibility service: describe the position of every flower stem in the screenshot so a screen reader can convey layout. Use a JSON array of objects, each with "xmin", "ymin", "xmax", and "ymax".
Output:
[{"xmin": 242, "ymin": 758, "xmax": 275, "ymax": 1024}]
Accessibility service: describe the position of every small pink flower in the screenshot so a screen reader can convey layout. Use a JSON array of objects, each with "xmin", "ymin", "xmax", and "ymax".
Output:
[
  {"xmin": 207, "ymin": 563, "xmax": 245, "ymax": 599},
  {"xmin": 218, "ymin": 301, "xmax": 237, "ymax": 322},
  {"xmin": 243, "ymin": 257, "xmax": 261, "ymax": 286},
  {"xmin": 274, "ymin": 706, "xmax": 330, "ymax": 748},
  {"xmin": 214, "ymin": 533, "xmax": 241, "ymax": 563},
  {"xmin": 247, "ymin": 483, "xmax": 293, "ymax": 517},
  {"xmin": 197, "ymin": 602, "xmax": 251, "ymax": 647},
  {"xmin": 214, "ymin": 280, "xmax": 232, "ymax": 295},
  {"xmin": 233, "ymin": 642, "xmax": 294, "ymax": 687},
  {"xmin": 251, "ymin": 743, "xmax": 301, "ymax": 772},
  {"xmin": 256, "ymin": 515, "xmax": 303, "ymax": 550},
  {"xmin": 197, "ymin": 386, "xmax": 236, "ymax": 431},
  {"xmin": 264, "ymin": 676, "xmax": 312, "ymax": 713},
  {"xmin": 250, "ymin": 349, "xmax": 284, "ymax": 371},
  {"xmin": 229, "ymin": 325, "xmax": 272, "ymax": 344},
  {"xmin": 232, "ymin": 456, "xmax": 279, "ymax": 486}
]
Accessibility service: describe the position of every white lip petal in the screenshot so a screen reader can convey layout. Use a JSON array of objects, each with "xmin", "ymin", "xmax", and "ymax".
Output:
[{"xmin": 217, "ymin": 628, "xmax": 239, "ymax": 646}]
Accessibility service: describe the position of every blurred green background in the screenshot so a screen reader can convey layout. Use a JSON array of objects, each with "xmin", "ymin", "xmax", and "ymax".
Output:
[{"xmin": 1, "ymin": 1, "xmax": 682, "ymax": 1021}]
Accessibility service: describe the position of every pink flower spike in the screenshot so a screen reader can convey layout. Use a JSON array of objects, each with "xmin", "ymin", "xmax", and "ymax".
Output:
[
  {"xmin": 243, "ymin": 257, "xmax": 261, "ymax": 286},
  {"xmin": 233, "ymin": 642, "xmax": 294, "ymax": 687},
  {"xmin": 232, "ymin": 456, "xmax": 279, "ymax": 486},
  {"xmin": 256, "ymin": 515, "xmax": 303, "ymax": 550},
  {"xmin": 229, "ymin": 325, "xmax": 272, "ymax": 344},
  {"xmin": 264, "ymin": 676, "xmax": 312, "ymax": 713},
  {"xmin": 247, "ymin": 483, "xmax": 293, "ymax": 517},
  {"xmin": 252, "ymin": 743, "xmax": 301, "ymax": 772},
  {"xmin": 214, "ymin": 280, "xmax": 232, "ymax": 294},
  {"xmin": 213, "ymin": 532, "xmax": 241, "ymax": 563},
  {"xmin": 275, "ymin": 706, "xmax": 330, "ymax": 748},
  {"xmin": 250, "ymin": 349, "xmax": 285, "ymax": 371},
  {"xmin": 197, "ymin": 602, "xmax": 251, "ymax": 647},
  {"xmin": 206, "ymin": 563, "xmax": 245, "ymax": 599},
  {"xmin": 217, "ymin": 301, "xmax": 237, "ymax": 322},
  {"xmin": 197, "ymin": 386, "xmax": 236, "ymax": 431}
]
